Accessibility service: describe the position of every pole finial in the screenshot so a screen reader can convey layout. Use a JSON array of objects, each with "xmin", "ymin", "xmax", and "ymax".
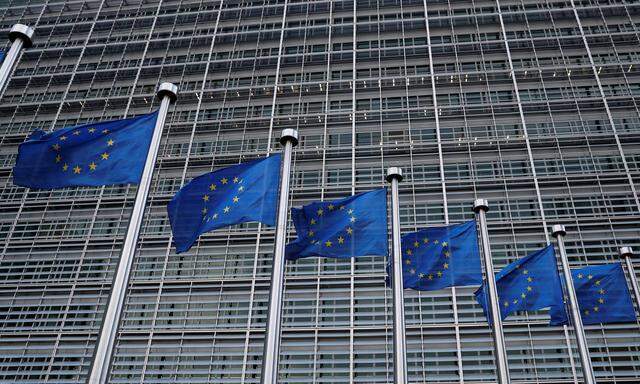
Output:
[
  {"xmin": 552, "ymin": 224, "xmax": 566, "ymax": 238},
  {"xmin": 280, "ymin": 129, "xmax": 299, "ymax": 147},
  {"xmin": 9, "ymin": 24, "xmax": 34, "ymax": 48},
  {"xmin": 386, "ymin": 167, "xmax": 403, "ymax": 183},
  {"xmin": 619, "ymin": 246, "xmax": 634, "ymax": 259},
  {"xmin": 156, "ymin": 82, "xmax": 178, "ymax": 103},
  {"xmin": 473, "ymin": 198, "xmax": 488, "ymax": 213}
]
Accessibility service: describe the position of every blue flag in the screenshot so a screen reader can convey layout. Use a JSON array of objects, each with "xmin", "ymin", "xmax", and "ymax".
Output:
[
  {"xmin": 0, "ymin": 51, "xmax": 4, "ymax": 64},
  {"xmin": 13, "ymin": 112, "xmax": 158, "ymax": 189},
  {"xmin": 475, "ymin": 245, "xmax": 566, "ymax": 324},
  {"xmin": 285, "ymin": 189, "xmax": 388, "ymax": 260},
  {"xmin": 390, "ymin": 220, "xmax": 482, "ymax": 291},
  {"xmin": 168, "ymin": 155, "xmax": 281, "ymax": 253},
  {"xmin": 550, "ymin": 263, "xmax": 636, "ymax": 325}
]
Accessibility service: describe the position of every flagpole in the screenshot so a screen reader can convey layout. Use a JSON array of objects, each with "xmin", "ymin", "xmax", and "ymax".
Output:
[
  {"xmin": 619, "ymin": 247, "xmax": 640, "ymax": 315},
  {"xmin": 473, "ymin": 199, "xmax": 510, "ymax": 384},
  {"xmin": 0, "ymin": 24, "xmax": 34, "ymax": 93},
  {"xmin": 552, "ymin": 225, "xmax": 596, "ymax": 384},
  {"xmin": 88, "ymin": 82, "xmax": 177, "ymax": 384},
  {"xmin": 386, "ymin": 167, "xmax": 408, "ymax": 384},
  {"xmin": 261, "ymin": 128, "xmax": 298, "ymax": 384}
]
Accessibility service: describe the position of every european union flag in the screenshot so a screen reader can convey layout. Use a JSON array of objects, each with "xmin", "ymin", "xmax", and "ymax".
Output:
[
  {"xmin": 550, "ymin": 263, "xmax": 636, "ymax": 325},
  {"xmin": 475, "ymin": 245, "xmax": 566, "ymax": 324},
  {"xmin": 391, "ymin": 220, "xmax": 482, "ymax": 291},
  {"xmin": 285, "ymin": 188, "xmax": 388, "ymax": 260},
  {"xmin": 13, "ymin": 112, "xmax": 158, "ymax": 189},
  {"xmin": 168, "ymin": 155, "xmax": 281, "ymax": 253}
]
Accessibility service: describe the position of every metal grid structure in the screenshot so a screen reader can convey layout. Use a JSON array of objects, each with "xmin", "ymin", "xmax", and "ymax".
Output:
[{"xmin": 0, "ymin": 0, "xmax": 640, "ymax": 382}]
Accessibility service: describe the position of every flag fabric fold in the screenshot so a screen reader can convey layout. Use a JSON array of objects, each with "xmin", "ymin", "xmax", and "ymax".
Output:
[
  {"xmin": 13, "ymin": 111, "xmax": 158, "ymax": 189},
  {"xmin": 390, "ymin": 220, "xmax": 482, "ymax": 291},
  {"xmin": 168, "ymin": 154, "xmax": 282, "ymax": 253},
  {"xmin": 475, "ymin": 245, "xmax": 566, "ymax": 324},
  {"xmin": 285, "ymin": 188, "xmax": 388, "ymax": 260},
  {"xmin": 550, "ymin": 263, "xmax": 636, "ymax": 325}
]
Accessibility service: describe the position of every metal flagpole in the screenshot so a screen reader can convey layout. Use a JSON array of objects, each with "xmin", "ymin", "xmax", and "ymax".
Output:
[
  {"xmin": 386, "ymin": 167, "xmax": 408, "ymax": 384},
  {"xmin": 261, "ymin": 128, "xmax": 298, "ymax": 384},
  {"xmin": 552, "ymin": 225, "xmax": 596, "ymax": 384},
  {"xmin": 619, "ymin": 247, "xmax": 640, "ymax": 316},
  {"xmin": 88, "ymin": 82, "xmax": 177, "ymax": 384},
  {"xmin": 473, "ymin": 199, "xmax": 510, "ymax": 384},
  {"xmin": 0, "ymin": 24, "xmax": 34, "ymax": 94}
]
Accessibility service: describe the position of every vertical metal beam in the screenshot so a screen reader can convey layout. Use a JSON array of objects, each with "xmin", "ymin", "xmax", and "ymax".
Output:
[
  {"xmin": 88, "ymin": 82, "xmax": 178, "ymax": 384},
  {"xmin": 552, "ymin": 225, "xmax": 596, "ymax": 384},
  {"xmin": 261, "ymin": 129, "xmax": 298, "ymax": 384},
  {"xmin": 473, "ymin": 199, "xmax": 510, "ymax": 384},
  {"xmin": 619, "ymin": 247, "xmax": 640, "ymax": 315},
  {"xmin": 386, "ymin": 167, "xmax": 408, "ymax": 384},
  {"xmin": 0, "ymin": 24, "xmax": 34, "ymax": 94}
]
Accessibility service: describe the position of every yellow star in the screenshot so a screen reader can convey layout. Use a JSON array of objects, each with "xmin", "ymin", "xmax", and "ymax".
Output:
[
  {"xmin": 73, "ymin": 130, "xmax": 81, "ymax": 135},
  {"xmin": 73, "ymin": 165, "xmax": 81, "ymax": 174},
  {"xmin": 221, "ymin": 177, "xmax": 228, "ymax": 184},
  {"xmin": 62, "ymin": 163, "xmax": 69, "ymax": 171},
  {"xmin": 310, "ymin": 219, "xmax": 316, "ymax": 225},
  {"xmin": 409, "ymin": 269, "xmax": 416, "ymax": 275},
  {"xmin": 348, "ymin": 209, "xmax": 354, "ymax": 214},
  {"xmin": 88, "ymin": 128, "xmax": 95, "ymax": 133},
  {"xmin": 102, "ymin": 129, "xmax": 109, "ymax": 134},
  {"xmin": 593, "ymin": 306, "xmax": 599, "ymax": 312},
  {"xmin": 107, "ymin": 139, "xmax": 114, "ymax": 146},
  {"xmin": 413, "ymin": 241, "xmax": 420, "ymax": 248},
  {"xmin": 437, "ymin": 271, "xmax": 443, "ymax": 277},
  {"xmin": 521, "ymin": 293, "xmax": 526, "ymax": 299},
  {"xmin": 346, "ymin": 227, "xmax": 353, "ymax": 235},
  {"xmin": 588, "ymin": 274, "xmax": 593, "ymax": 280},
  {"xmin": 89, "ymin": 162, "xmax": 97, "ymax": 171},
  {"xmin": 325, "ymin": 240, "xmax": 332, "ymax": 247},
  {"xmin": 584, "ymin": 310, "xmax": 590, "ymax": 315},
  {"xmin": 513, "ymin": 299, "xmax": 518, "ymax": 304},
  {"xmin": 212, "ymin": 213, "xmax": 218, "ymax": 219},
  {"xmin": 55, "ymin": 154, "xmax": 62, "ymax": 163},
  {"xmin": 595, "ymin": 280, "xmax": 601, "ymax": 286},
  {"xmin": 233, "ymin": 196, "xmax": 239, "ymax": 203},
  {"xmin": 578, "ymin": 273, "xmax": 583, "ymax": 279},
  {"xmin": 349, "ymin": 216, "xmax": 356, "ymax": 223},
  {"xmin": 434, "ymin": 240, "xmax": 439, "ymax": 244},
  {"xmin": 60, "ymin": 136, "xmax": 67, "ymax": 141},
  {"xmin": 203, "ymin": 195, "xmax": 209, "ymax": 202},
  {"xmin": 442, "ymin": 242, "xmax": 448, "ymax": 247},
  {"xmin": 444, "ymin": 251, "xmax": 451, "ymax": 257},
  {"xmin": 406, "ymin": 249, "xmax": 413, "ymax": 256},
  {"xmin": 419, "ymin": 273, "xmax": 425, "ymax": 278},
  {"xmin": 527, "ymin": 277, "xmax": 532, "ymax": 282},
  {"xmin": 338, "ymin": 236, "xmax": 344, "ymax": 244},
  {"xmin": 233, "ymin": 177, "xmax": 239, "ymax": 183},
  {"xmin": 599, "ymin": 289, "xmax": 605, "ymax": 295},
  {"xmin": 423, "ymin": 238, "xmax": 429, "ymax": 244},
  {"xmin": 238, "ymin": 186, "xmax": 244, "ymax": 192},
  {"xmin": 598, "ymin": 298, "xmax": 604, "ymax": 304},
  {"xmin": 428, "ymin": 274, "xmax": 433, "ymax": 280},
  {"xmin": 443, "ymin": 263, "xmax": 449, "ymax": 269},
  {"xmin": 317, "ymin": 208, "xmax": 324, "ymax": 216},
  {"xmin": 328, "ymin": 204, "xmax": 335, "ymax": 210},
  {"xmin": 405, "ymin": 259, "xmax": 411, "ymax": 265},
  {"xmin": 308, "ymin": 230, "xmax": 314, "ymax": 237},
  {"xmin": 101, "ymin": 152, "xmax": 109, "ymax": 160},
  {"xmin": 339, "ymin": 206, "xmax": 345, "ymax": 210},
  {"xmin": 202, "ymin": 207, "xmax": 208, "ymax": 215},
  {"xmin": 504, "ymin": 301, "xmax": 509, "ymax": 307},
  {"xmin": 527, "ymin": 286, "xmax": 532, "ymax": 291},
  {"xmin": 523, "ymin": 270, "xmax": 528, "ymax": 275},
  {"xmin": 52, "ymin": 144, "xmax": 61, "ymax": 151},
  {"xmin": 223, "ymin": 206, "xmax": 230, "ymax": 213},
  {"xmin": 209, "ymin": 184, "xmax": 217, "ymax": 191}
]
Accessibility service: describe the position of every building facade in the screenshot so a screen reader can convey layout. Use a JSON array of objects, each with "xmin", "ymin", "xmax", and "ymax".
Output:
[{"xmin": 0, "ymin": 0, "xmax": 639, "ymax": 382}]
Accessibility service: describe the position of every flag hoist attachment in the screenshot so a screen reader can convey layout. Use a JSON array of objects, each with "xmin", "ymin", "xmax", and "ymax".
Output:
[
  {"xmin": 619, "ymin": 247, "xmax": 640, "ymax": 314},
  {"xmin": 0, "ymin": 24, "xmax": 34, "ymax": 93}
]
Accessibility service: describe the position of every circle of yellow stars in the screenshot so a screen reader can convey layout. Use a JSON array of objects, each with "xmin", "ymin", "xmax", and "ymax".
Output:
[
  {"xmin": 576, "ymin": 272, "xmax": 605, "ymax": 316},
  {"xmin": 502, "ymin": 265, "xmax": 534, "ymax": 308},
  {"xmin": 51, "ymin": 126, "xmax": 113, "ymax": 174},
  {"xmin": 403, "ymin": 237, "xmax": 450, "ymax": 281},
  {"xmin": 201, "ymin": 176, "xmax": 244, "ymax": 222},
  {"xmin": 307, "ymin": 204, "xmax": 353, "ymax": 248}
]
